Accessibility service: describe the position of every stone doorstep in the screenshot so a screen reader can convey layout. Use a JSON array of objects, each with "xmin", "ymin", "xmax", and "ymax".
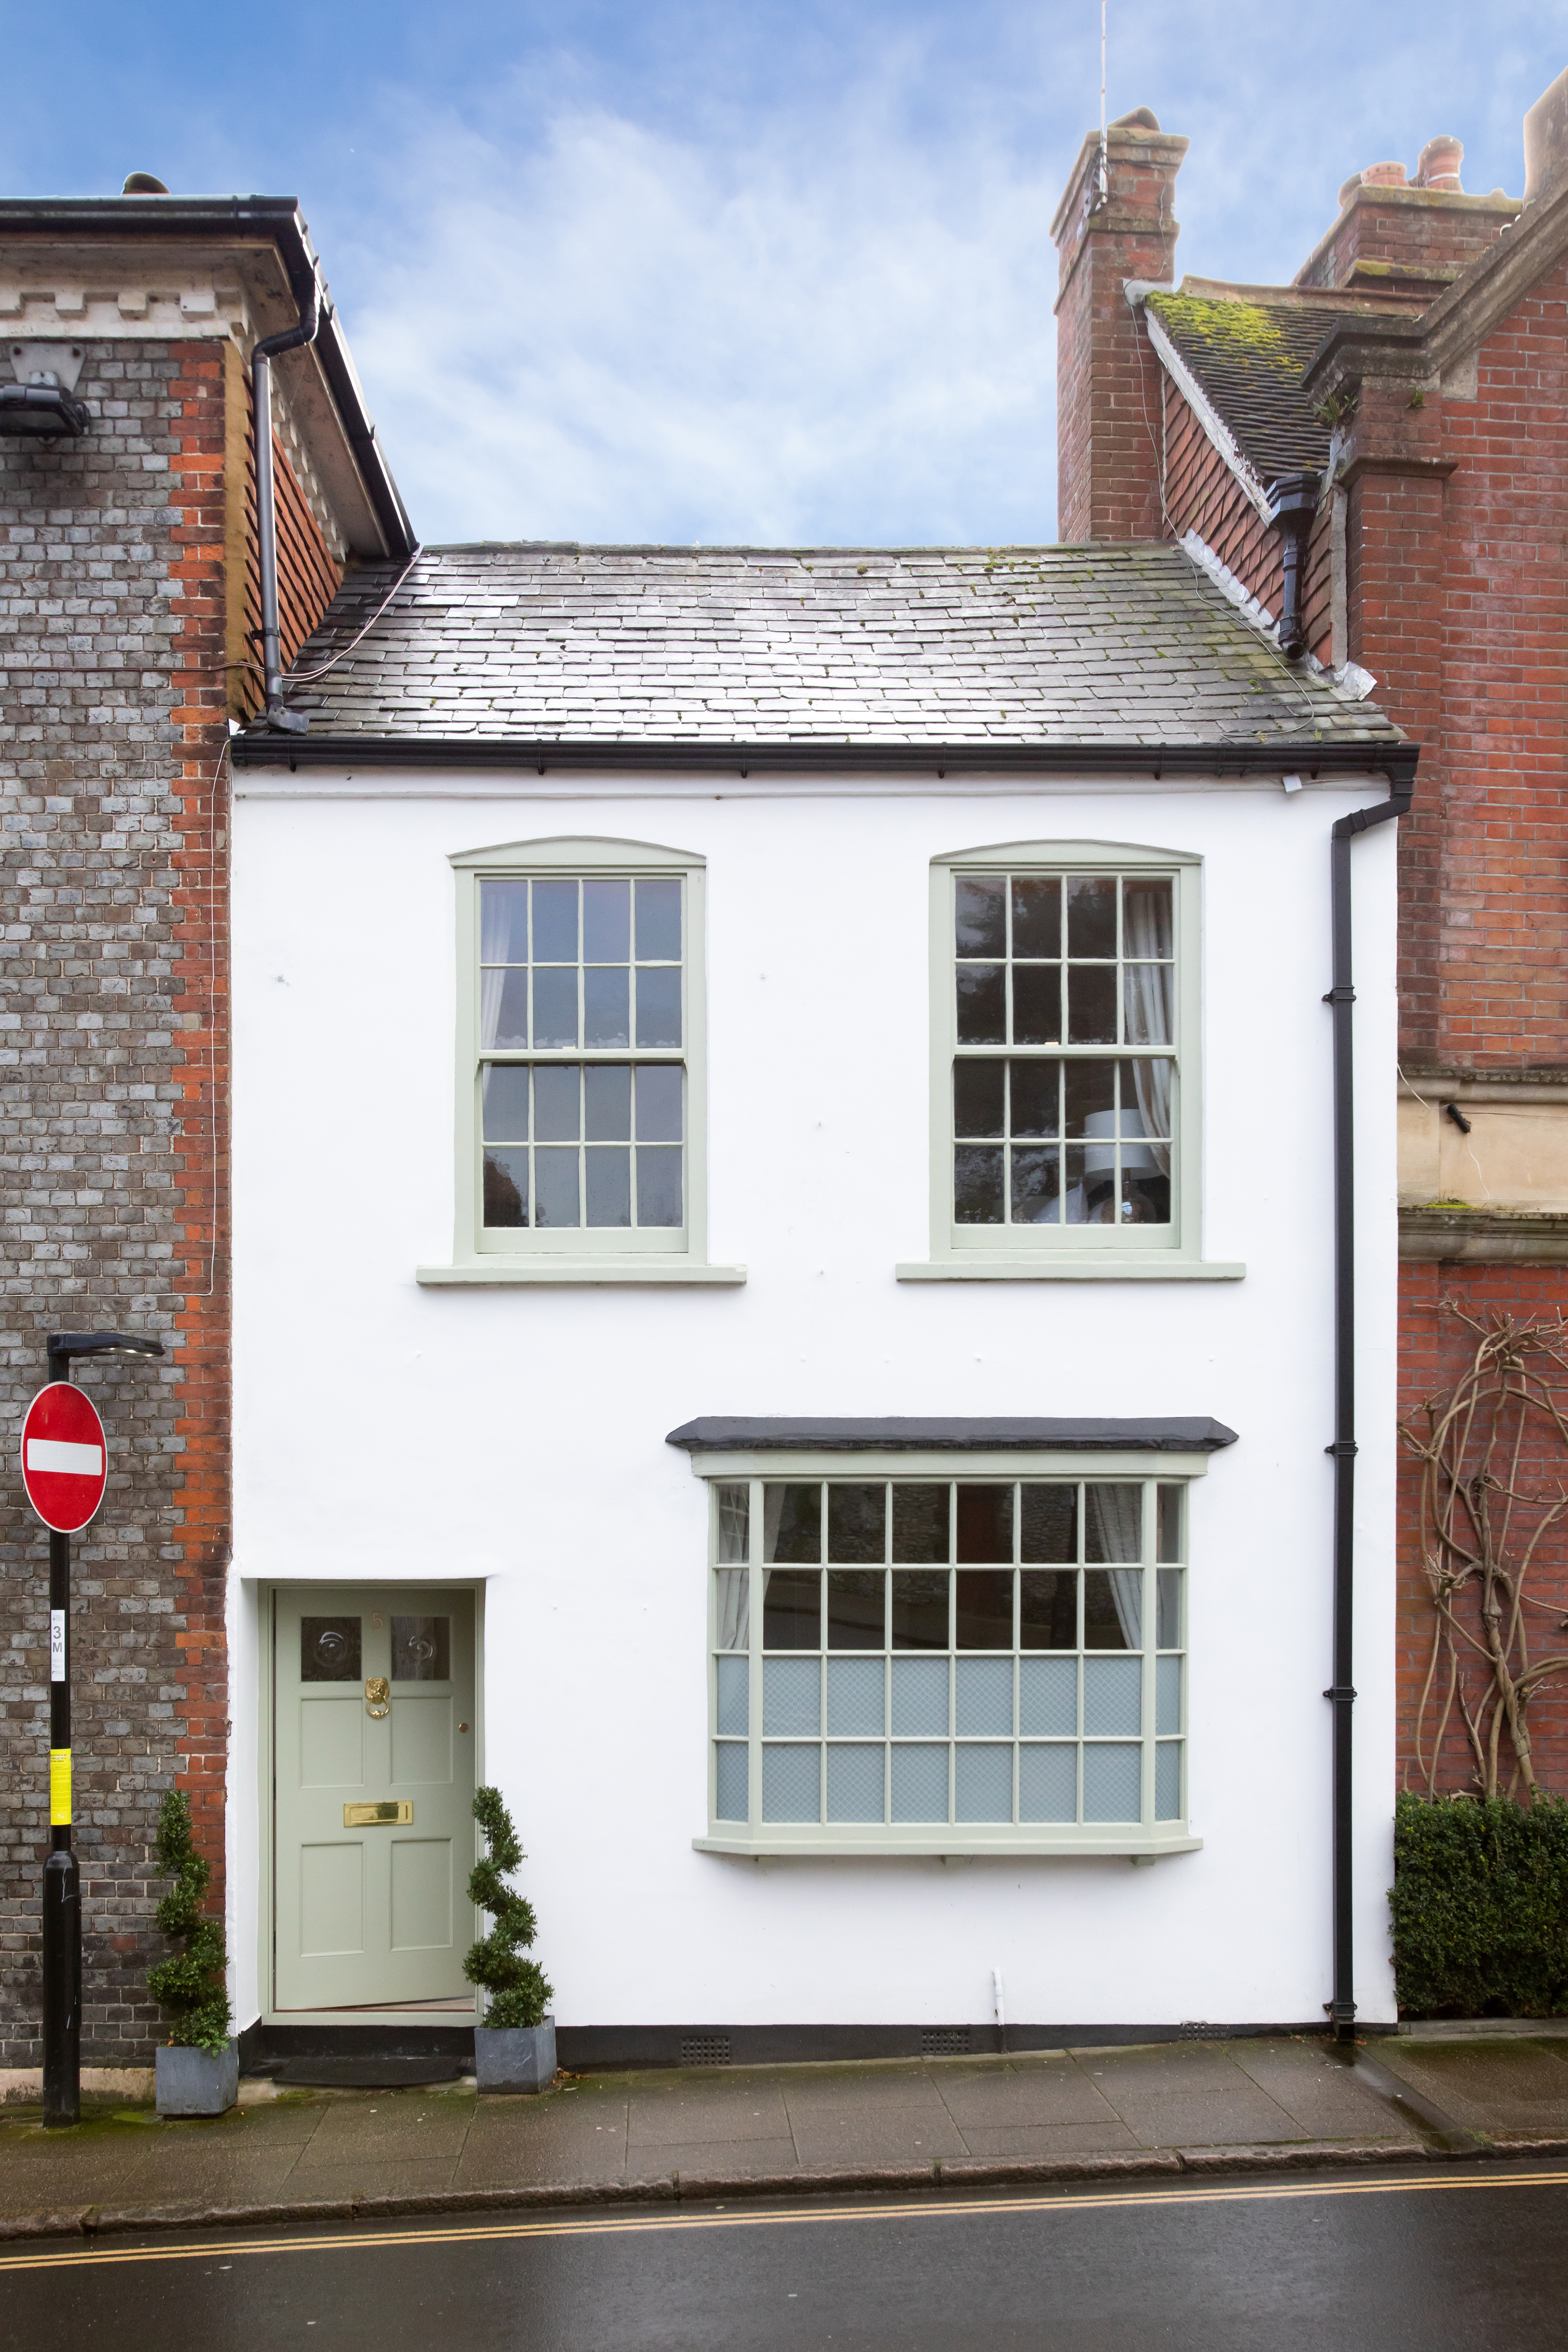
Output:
[{"xmin": 0, "ymin": 2137, "xmax": 1535, "ymax": 2245}]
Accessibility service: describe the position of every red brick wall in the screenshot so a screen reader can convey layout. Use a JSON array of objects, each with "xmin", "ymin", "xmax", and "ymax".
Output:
[{"xmin": 1296, "ymin": 187, "xmax": 1516, "ymax": 295}]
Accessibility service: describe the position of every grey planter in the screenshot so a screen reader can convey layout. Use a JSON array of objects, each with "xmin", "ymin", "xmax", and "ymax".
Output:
[
  {"xmin": 474, "ymin": 2015, "xmax": 556, "ymax": 2094},
  {"xmin": 155, "ymin": 2040, "xmax": 239, "ymax": 2117}
]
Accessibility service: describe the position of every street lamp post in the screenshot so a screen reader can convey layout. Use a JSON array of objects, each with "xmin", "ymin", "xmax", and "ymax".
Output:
[{"xmin": 37, "ymin": 1331, "xmax": 164, "ymax": 2128}]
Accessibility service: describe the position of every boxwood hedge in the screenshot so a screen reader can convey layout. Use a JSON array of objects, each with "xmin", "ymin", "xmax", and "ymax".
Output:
[{"xmin": 1391, "ymin": 1790, "xmax": 1568, "ymax": 2018}]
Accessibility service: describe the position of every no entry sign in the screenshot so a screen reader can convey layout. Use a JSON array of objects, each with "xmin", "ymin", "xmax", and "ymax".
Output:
[{"xmin": 21, "ymin": 1384, "xmax": 108, "ymax": 1534}]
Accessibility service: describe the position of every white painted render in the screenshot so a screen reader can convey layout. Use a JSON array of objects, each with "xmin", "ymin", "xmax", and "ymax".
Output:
[{"xmin": 227, "ymin": 769, "xmax": 1399, "ymax": 2033}]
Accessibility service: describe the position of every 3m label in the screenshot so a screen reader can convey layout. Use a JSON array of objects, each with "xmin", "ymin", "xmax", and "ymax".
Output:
[
  {"xmin": 50, "ymin": 1610, "xmax": 65, "ymax": 1683},
  {"xmin": 49, "ymin": 1748, "xmax": 71, "ymax": 1827}
]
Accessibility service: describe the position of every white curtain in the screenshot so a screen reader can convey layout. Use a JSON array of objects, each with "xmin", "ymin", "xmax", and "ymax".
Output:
[
  {"xmin": 1123, "ymin": 883, "xmax": 1173, "ymax": 1176},
  {"xmin": 480, "ymin": 883, "xmax": 522, "ymax": 1049},
  {"xmin": 1087, "ymin": 1483, "xmax": 1143, "ymax": 1650},
  {"xmin": 715, "ymin": 1570, "xmax": 750, "ymax": 1651}
]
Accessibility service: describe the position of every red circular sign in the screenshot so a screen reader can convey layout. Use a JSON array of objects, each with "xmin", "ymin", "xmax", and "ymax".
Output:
[{"xmin": 20, "ymin": 1384, "xmax": 108, "ymax": 1533}]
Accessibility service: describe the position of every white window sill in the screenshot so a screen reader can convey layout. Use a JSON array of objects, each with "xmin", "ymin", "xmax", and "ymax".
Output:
[
  {"xmin": 693, "ymin": 1831, "xmax": 1202, "ymax": 1860},
  {"xmin": 417, "ymin": 1260, "xmax": 747, "ymax": 1287},
  {"xmin": 896, "ymin": 1258, "xmax": 1245, "ymax": 1283}
]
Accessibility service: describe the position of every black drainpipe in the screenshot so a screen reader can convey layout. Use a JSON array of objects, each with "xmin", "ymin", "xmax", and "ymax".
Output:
[
  {"xmin": 1268, "ymin": 471, "xmax": 1322, "ymax": 660},
  {"xmin": 1325, "ymin": 748, "xmax": 1416, "ymax": 2040},
  {"xmin": 251, "ymin": 275, "xmax": 321, "ymax": 732}
]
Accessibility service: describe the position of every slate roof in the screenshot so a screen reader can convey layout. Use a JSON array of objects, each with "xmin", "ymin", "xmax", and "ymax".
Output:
[
  {"xmin": 276, "ymin": 540, "xmax": 1400, "ymax": 751},
  {"xmin": 1144, "ymin": 294, "xmax": 1375, "ymax": 489}
]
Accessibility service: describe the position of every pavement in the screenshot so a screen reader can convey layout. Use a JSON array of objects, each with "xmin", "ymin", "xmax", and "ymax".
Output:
[{"xmin": 3, "ymin": 2028, "xmax": 1568, "ymax": 2241}]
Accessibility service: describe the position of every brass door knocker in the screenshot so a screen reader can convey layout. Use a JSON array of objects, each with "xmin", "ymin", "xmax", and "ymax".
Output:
[{"xmin": 365, "ymin": 1676, "xmax": 390, "ymax": 1718}]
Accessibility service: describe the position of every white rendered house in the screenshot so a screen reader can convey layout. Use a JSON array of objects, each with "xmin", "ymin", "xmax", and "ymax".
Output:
[{"xmin": 226, "ymin": 541, "xmax": 1408, "ymax": 2065}]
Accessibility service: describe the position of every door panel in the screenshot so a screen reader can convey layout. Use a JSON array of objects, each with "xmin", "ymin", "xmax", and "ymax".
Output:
[{"xmin": 274, "ymin": 1587, "xmax": 476, "ymax": 2010}]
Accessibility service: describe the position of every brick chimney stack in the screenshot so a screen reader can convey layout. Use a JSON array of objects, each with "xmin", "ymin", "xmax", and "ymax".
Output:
[{"xmin": 1051, "ymin": 106, "xmax": 1188, "ymax": 543}]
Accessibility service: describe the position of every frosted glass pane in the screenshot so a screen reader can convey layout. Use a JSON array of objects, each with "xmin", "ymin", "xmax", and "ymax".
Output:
[
  {"xmin": 715, "ymin": 1742, "xmax": 748, "ymax": 1821},
  {"xmin": 1156, "ymin": 1656, "xmax": 1182, "ymax": 1737},
  {"xmin": 890, "ymin": 1743, "xmax": 948, "ymax": 1822},
  {"xmin": 762, "ymin": 1744, "xmax": 820, "ymax": 1822},
  {"xmin": 955, "ymin": 1744, "xmax": 1012, "ymax": 1822},
  {"xmin": 826, "ymin": 1656, "xmax": 884, "ymax": 1736},
  {"xmin": 1019, "ymin": 1655, "xmax": 1077, "ymax": 1737},
  {"xmin": 826, "ymin": 1744, "xmax": 885, "ymax": 1823},
  {"xmin": 763, "ymin": 1657, "xmax": 820, "ymax": 1736},
  {"xmin": 716, "ymin": 1655, "xmax": 748, "ymax": 1735},
  {"xmin": 954, "ymin": 1657, "xmax": 1013, "ymax": 1736},
  {"xmin": 890, "ymin": 1656, "xmax": 948, "ymax": 1736},
  {"xmin": 1156, "ymin": 1743, "xmax": 1182, "ymax": 1821},
  {"xmin": 1019, "ymin": 1744, "xmax": 1077, "ymax": 1823},
  {"xmin": 1084, "ymin": 1656, "xmax": 1141, "ymax": 1737},
  {"xmin": 1083, "ymin": 1743, "xmax": 1142, "ymax": 1822}
]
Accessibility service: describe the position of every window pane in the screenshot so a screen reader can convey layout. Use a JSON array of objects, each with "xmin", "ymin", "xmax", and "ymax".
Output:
[
  {"xmin": 301, "ymin": 1616, "xmax": 360, "ymax": 1682},
  {"xmin": 827, "ymin": 1744, "xmax": 885, "ymax": 1823},
  {"xmin": 955, "ymin": 874, "xmax": 1006, "ymax": 956},
  {"xmin": 1066, "ymin": 875, "xmax": 1117, "ymax": 958},
  {"xmin": 586, "ymin": 1148, "xmax": 631, "ymax": 1227},
  {"xmin": 482, "ymin": 1063, "xmax": 530, "ymax": 1141},
  {"xmin": 532, "ymin": 879, "xmax": 578, "ymax": 961},
  {"xmin": 954, "ymin": 1144, "xmax": 1004, "ymax": 1224},
  {"xmin": 636, "ymin": 1064, "xmax": 683, "ymax": 1141},
  {"xmin": 764, "ymin": 1484, "xmax": 822, "ymax": 1563},
  {"xmin": 1155, "ymin": 1743, "xmax": 1182, "ymax": 1821},
  {"xmin": 1011, "ymin": 964, "xmax": 1060, "ymax": 1046},
  {"xmin": 1020, "ymin": 1654, "xmax": 1077, "ymax": 1735},
  {"xmin": 763, "ymin": 1656, "xmax": 820, "ymax": 1735},
  {"xmin": 762, "ymin": 1568, "xmax": 821, "ymax": 1649},
  {"xmin": 827, "ymin": 1571, "xmax": 884, "ymax": 1650},
  {"xmin": 955, "ymin": 1744, "xmax": 1012, "ymax": 1823},
  {"xmin": 956, "ymin": 1485, "xmax": 1013, "ymax": 1564},
  {"xmin": 1021, "ymin": 1486, "xmax": 1077, "ymax": 1564},
  {"xmin": 1085, "ymin": 1483, "xmax": 1144, "ymax": 1563},
  {"xmin": 1063, "ymin": 1143, "xmax": 1111, "ymax": 1226},
  {"xmin": 635, "ymin": 877, "xmax": 682, "ymax": 961},
  {"xmin": 762, "ymin": 1744, "xmax": 820, "ymax": 1822},
  {"xmin": 1019, "ymin": 1743, "xmax": 1076, "ymax": 1822},
  {"xmin": 532, "ymin": 967, "xmax": 579, "ymax": 1048},
  {"xmin": 392, "ymin": 1616, "xmax": 449, "ymax": 1681},
  {"xmin": 582, "ymin": 877, "xmax": 630, "ymax": 962},
  {"xmin": 955, "ymin": 1656, "xmax": 1013, "ymax": 1734},
  {"xmin": 956, "ymin": 965, "xmax": 1006, "ymax": 1044},
  {"xmin": 715, "ymin": 1483, "xmax": 750, "ymax": 1565},
  {"xmin": 1010, "ymin": 1059, "xmax": 1059, "ymax": 1138},
  {"xmin": 892, "ymin": 1485, "xmax": 949, "ymax": 1564},
  {"xmin": 1124, "ymin": 966, "xmax": 1172, "ymax": 1047},
  {"xmin": 479, "ymin": 879, "xmax": 528, "ymax": 964},
  {"xmin": 1011, "ymin": 875, "xmax": 1060, "ymax": 958},
  {"xmin": 635, "ymin": 967, "xmax": 682, "ymax": 1049},
  {"xmin": 1157, "ymin": 1486, "xmax": 1183, "ymax": 1563},
  {"xmin": 954, "ymin": 1059, "xmax": 1005, "ymax": 1138},
  {"xmin": 481, "ymin": 968, "xmax": 530, "ymax": 1051},
  {"xmin": 890, "ymin": 1655, "xmax": 948, "ymax": 1733},
  {"xmin": 828, "ymin": 1483, "xmax": 886, "ymax": 1563},
  {"xmin": 1084, "ymin": 1571, "xmax": 1141, "ymax": 1651},
  {"xmin": 716, "ymin": 1655, "xmax": 750, "ymax": 1734},
  {"xmin": 1124, "ymin": 876, "xmax": 1172, "ymax": 959},
  {"xmin": 1010, "ymin": 1147, "xmax": 1059, "ymax": 1225},
  {"xmin": 534, "ymin": 1064, "xmax": 580, "ymax": 1141},
  {"xmin": 826, "ymin": 1656, "xmax": 884, "ymax": 1735},
  {"xmin": 715, "ymin": 1742, "xmax": 748, "ymax": 1820},
  {"xmin": 1156, "ymin": 1656, "xmax": 1182, "ymax": 1736},
  {"xmin": 1122, "ymin": 1168, "xmax": 1171, "ymax": 1225},
  {"xmin": 891, "ymin": 1570, "xmax": 949, "ymax": 1649},
  {"xmin": 890, "ymin": 1744, "xmax": 948, "ymax": 1822},
  {"xmin": 584, "ymin": 1063, "xmax": 631, "ymax": 1140},
  {"xmin": 533, "ymin": 1148, "xmax": 579, "ymax": 1228},
  {"xmin": 1066, "ymin": 964, "xmax": 1117, "ymax": 1045},
  {"xmin": 714, "ymin": 1567, "xmax": 750, "ymax": 1648},
  {"xmin": 482, "ymin": 1148, "xmax": 528, "ymax": 1228},
  {"xmin": 1020, "ymin": 1569, "xmax": 1077, "ymax": 1650},
  {"xmin": 636, "ymin": 1147, "xmax": 683, "ymax": 1227},
  {"xmin": 1157, "ymin": 1569, "xmax": 1182, "ymax": 1651},
  {"xmin": 1083, "ymin": 1743, "xmax": 1141, "ymax": 1822},
  {"xmin": 1064, "ymin": 1060, "xmax": 1115, "ymax": 1138},
  {"xmin": 956, "ymin": 1570, "xmax": 1013, "ymax": 1648},
  {"xmin": 583, "ymin": 966, "xmax": 629, "ymax": 1048},
  {"xmin": 1084, "ymin": 1655, "xmax": 1141, "ymax": 1735}
]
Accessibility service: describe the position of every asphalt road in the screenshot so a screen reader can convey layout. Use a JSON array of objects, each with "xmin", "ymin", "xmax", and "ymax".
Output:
[{"xmin": 7, "ymin": 2165, "xmax": 1568, "ymax": 2351}]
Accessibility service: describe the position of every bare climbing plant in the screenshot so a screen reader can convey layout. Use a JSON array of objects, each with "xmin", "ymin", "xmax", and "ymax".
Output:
[{"xmin": 1402, "ymin": 1308, "xmax": 1568, "ymax": 1799}]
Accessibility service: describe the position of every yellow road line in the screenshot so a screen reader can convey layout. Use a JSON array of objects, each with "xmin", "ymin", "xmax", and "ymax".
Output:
[{"xmin": 5, "ymin": 2167, "xmax": 1567, "ymax": 2275}]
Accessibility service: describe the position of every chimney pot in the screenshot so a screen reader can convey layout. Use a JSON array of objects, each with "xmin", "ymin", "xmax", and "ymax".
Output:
[
  {"xmin": 1415, "ymin": 135, "xmax": 1464, "ymax": 192},
  {"xmin": 1337, "ymin": 173, "xmax": 1364, "ymax": 212},
  {"xmin": 1360, "ymin": 161, "xmax": 1408, "ymax": 188}
]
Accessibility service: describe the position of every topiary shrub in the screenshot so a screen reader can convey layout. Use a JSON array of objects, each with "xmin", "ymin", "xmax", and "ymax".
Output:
[
  {"xmin": 464, "ymin": 1785, "xmax": 553, "ymax": 2029},
  {"xmin": 1391, "ymin": 1790, "xmax": 1568, "ymax": 2017},
  {"xmin": 147, "ymin": 1789, "xmax": 232, "ymax": 2054}
]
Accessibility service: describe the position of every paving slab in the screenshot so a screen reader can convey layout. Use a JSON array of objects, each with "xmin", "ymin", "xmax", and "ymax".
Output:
[
  {"xmin": 1073, "ymin": 2043, "xmax": 1304, "ymax": 2148},
  {"xmin": 927, "ymin": 2054, "xmax": 1123, "ymax": 2131},
  {"xmin": 1375, "ymin": 2037, "xmax": 1568, "ymax": 2137},
  {"xmin": 1227, "ymin": 2041, "xmax": 1419, "ymax": 2142}
]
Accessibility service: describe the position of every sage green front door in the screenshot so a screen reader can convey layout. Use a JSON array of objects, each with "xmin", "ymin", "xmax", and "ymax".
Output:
[{"xmin": 273, "ymin": 1588, "xmax": 476, "ymax": 2011}]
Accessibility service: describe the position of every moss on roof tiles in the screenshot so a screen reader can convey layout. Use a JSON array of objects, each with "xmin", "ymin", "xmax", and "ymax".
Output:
[{"xmin": 1146, "ymin": 292, "xmax": 1371, "ymax": 486}]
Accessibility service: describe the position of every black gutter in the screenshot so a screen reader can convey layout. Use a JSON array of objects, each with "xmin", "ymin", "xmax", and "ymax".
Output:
[
  {"xmin": 0, "ymin": 196, "xmax": 415, "ymax": 561},
  {"xmin": 231, "ymin": 734, "xmax": 1417, "ymax": 781},
  {"xmin": 1325, "ymin": 757, "xmax": 1415, "ymax": 2040}
]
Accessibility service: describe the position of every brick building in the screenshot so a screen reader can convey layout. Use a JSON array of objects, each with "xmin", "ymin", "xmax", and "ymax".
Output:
[
  {"xmin": 0, "ymin": 192, "xmax": 413, "ymax": 2068},
  {"xmin": 1052, "ymin": 70, "xmax": 1568, "ymax": 1799}
]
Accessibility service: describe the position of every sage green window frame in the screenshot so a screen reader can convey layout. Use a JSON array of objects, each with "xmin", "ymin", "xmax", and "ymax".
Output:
[
  {"xmin": 899, "ymin": 840, "xmax": 1241, "ymax": 1283},
  {"xmin": 692, "ymin": 1446, "xmax": 1206, "ymax": 1860},
  {"xmin": 420, "ymin": 834, "xmax": 743, "ymax": 1286}
]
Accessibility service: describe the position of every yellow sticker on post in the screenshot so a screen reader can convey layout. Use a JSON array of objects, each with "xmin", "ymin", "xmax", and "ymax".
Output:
[{"xmin": 49, "ymin": 1748, "xmax": 71, "ymax": 1826}]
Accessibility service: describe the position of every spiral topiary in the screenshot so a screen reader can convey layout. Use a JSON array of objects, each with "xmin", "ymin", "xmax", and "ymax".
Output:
[
  {"xmin": 147, "ymin": 1788, "xmax": 232, "ymax": 2055},
  {"xmin": 464, "ymin": 1785, "xmax": 553, "ymax": 2029}
]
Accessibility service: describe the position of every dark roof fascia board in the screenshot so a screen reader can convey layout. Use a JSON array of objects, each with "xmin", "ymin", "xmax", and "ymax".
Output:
[
  {"xmin": 232, "ymin": 733, "xmax": 1415, "ymax": 781},
  {"xmin": 0, "ymin": 196, "xmax": 416, "ymax": 560},
  {"xmin": 666, "ymin": 1416, "xmax": 1239, "ymax": 1452}
]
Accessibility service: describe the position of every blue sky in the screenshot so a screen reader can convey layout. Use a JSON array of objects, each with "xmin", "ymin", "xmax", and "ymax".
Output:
[{"xmin": 9, "ymin": 1, "xmax": 1568, "ymax": 545}]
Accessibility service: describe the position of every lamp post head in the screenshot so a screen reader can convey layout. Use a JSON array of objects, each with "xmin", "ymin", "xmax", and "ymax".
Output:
[{"xmin": 46, "ymin": 1331, "xmax": 166, "ymax": 1381}]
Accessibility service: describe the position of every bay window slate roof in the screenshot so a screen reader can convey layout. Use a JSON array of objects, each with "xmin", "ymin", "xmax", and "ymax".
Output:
[
  {"xmin": 278, "ymin": 541, "xmax": 1400, "ymax": 749},
  {"xmin": 666, "ymin": 1418, "xmax": 1239, "ymax": 1452},
  {"xmin": 1145, "ymin": 293, "xmax": 1371, "ymax": 489}
]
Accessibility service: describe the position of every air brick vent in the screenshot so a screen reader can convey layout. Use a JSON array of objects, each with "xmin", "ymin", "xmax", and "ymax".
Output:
[
  {"xmin": 680, "ymin": 2035, "xmax": 733, "ymax": 2066},
  {"xmin": 920, "ymin": 2028, "xmax": 972, "ymax": 2056}
]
